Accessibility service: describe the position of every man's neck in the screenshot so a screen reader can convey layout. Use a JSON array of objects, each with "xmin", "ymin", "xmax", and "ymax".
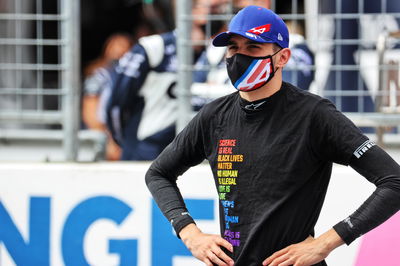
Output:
[{"xmin": 239, "ymin": 75, "xmax": 283, "ymax": 102}]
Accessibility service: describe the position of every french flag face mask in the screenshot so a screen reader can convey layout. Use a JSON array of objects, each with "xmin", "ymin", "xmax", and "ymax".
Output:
[{"xmin": 226, "ymin": 50, "xmax": 280, "ymax": 92}]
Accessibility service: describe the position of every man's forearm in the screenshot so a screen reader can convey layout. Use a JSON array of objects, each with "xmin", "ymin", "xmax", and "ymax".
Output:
[
  {"xmin": 145, "ymin": 166, "xmax": 195, "ymax": 236},
  {"xmin": 179, "ymin": 223, "xmax": 202, "ymax": 242},
  {"xmin": 334, "ymin": 145, "xmax": 400, "ymax": 244},
  {"xmin": 316, "ymin": 228, "xmax": 345, "ymax": 254}
]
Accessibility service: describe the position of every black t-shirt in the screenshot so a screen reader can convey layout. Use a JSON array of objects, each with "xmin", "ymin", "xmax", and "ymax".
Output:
[{"xmin": 148, "ymin": 82, "xmax": 368, "ymax": 265}]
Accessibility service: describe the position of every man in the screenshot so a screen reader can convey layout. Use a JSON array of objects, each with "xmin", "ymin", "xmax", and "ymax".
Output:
[
  {"xmin": 106, "ymin": 0, "xmax": 227, "ymax": 160},
  {"xmin": 146, "ymin": 6, "xmax": 400, "ymax": 266},
  {"xmin": 106, "ymin": 29, "xmax": 178, "ymax": 160},
  {"xmin": 82, "ymin": 33, "xmax": 134, "ymax": 160}
]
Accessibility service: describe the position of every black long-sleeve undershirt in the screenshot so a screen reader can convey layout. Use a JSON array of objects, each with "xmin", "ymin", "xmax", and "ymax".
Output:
[
  {"xmin": 146, "ymin": 155, "xmax": 196, "ymax": 236},
  {"xmin": 333, "ymin": 145, "xmax": 400, "ymax": 244}
]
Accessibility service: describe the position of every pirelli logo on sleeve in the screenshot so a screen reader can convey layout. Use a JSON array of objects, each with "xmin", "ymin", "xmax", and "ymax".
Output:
[{"xmin": 353, "ymin": 140, "xmax": 376, "ymax": 158}]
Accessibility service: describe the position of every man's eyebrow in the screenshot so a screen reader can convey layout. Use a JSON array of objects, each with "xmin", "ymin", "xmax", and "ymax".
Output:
[
  {"xmin": 246, "ymin": 40, "xmax": 262, "ymax": 45},
  {"xmin": 227, "ymin": 40, "xmax": 236, "ymax": 46}
]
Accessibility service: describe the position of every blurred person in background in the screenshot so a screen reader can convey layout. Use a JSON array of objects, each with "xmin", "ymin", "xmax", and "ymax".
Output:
[
  {"xmin": 82, "ymin": 33, "xmax": 134, "ymax": 160},
  {"xmin": 276, "ymin": 0, "xmax": 315, "ymax": 91},
  {"xmin": 233, "ymin": 0, "xmax": 270, "ymax": 10},
  {"xmin": 146, "ymin": 5, "xmax": 400, "ymax": 266},
  {"xmin": 283, "ymin": 19, "xmax": 314, "ymax": 90},
  {"xmin": 106, "ymin": 0, "xmax": 228, "ymax": 160},
  {"xmin": 83, "ymin": 33, "xmax": 135, "ymax": 78}
]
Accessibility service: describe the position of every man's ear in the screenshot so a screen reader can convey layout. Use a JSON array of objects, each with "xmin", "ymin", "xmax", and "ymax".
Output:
[{"xmin": 275, "ymin": 48, "xmax": 291, "ymax": 68}]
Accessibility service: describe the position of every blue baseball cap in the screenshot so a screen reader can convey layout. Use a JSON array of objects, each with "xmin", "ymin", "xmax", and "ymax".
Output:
[{"xmin": 212, "ymin": 5, "xmax": 289, "ymax": 48}]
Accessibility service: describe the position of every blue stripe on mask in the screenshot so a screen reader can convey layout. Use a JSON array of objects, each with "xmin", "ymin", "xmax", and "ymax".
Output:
[{"xmin": 234, "ymin": 59, "xmax": 258, "ymax": 88}]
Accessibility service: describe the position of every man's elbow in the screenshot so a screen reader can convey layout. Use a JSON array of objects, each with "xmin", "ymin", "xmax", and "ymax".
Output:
[
  {"xmin": 377, "ymin": 174, "xmax": 400, "ymax": 193},
  {"xmin": 145, "ymin": 167, "xmax": 156, "ymax": 187}
]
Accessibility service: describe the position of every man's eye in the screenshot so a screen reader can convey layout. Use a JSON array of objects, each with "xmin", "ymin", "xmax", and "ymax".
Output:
[
  {"xmin": 249, "ymin": 45, "xmax": 260, "ymax": 49},
  {"xmin": 228, "ymin": 46, "xmax": 237, "ymax": 50}
]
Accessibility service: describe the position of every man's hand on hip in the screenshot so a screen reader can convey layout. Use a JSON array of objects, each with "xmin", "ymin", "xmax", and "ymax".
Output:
[
  {"xmin": 179, "ymin": 223, "xmax": 235, "ymax": 266},
  {"xmin": 262, "ymin": 228, "xmax": 344, "ymax": 266}
]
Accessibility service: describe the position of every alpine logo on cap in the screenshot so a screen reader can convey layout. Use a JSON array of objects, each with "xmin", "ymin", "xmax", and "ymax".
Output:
[
  {"xmin": 278, "ymin": 33, "xmax": 283, "ymax": 41},
  {"xmin": 248, "ymin": 24, "xmax": 271, "ymax": 35}
]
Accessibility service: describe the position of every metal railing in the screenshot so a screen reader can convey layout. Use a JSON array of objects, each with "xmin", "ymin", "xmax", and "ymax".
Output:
[
  {"xmin": 175, "ymin": 0, "xmax": 400, "ymax": 144},
  {"xmin": 2, "ymin": 0, "xmax": 400, "ymax": 161},
  {"xmin": 0, "ymin": 0, "xmax": 81, "ymax": 160}
]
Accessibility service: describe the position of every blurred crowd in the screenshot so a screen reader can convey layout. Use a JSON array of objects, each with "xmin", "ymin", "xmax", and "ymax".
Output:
[
  {"xmin": 81, "ymin": 0, "xmax": 314, "ymax": 161},
  {"xmin": 0, "ymin": 0, "xmax": 398, "ymax": 160}
]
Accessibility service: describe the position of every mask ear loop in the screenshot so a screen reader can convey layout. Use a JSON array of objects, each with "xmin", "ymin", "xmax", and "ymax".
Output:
[
  {"xmin": 270, "ymin": 47, "xmax": 283, "ymax": 74},
  {"xmin": 271, "ymin": 48, "xmax": 283, "ymax": 56}
]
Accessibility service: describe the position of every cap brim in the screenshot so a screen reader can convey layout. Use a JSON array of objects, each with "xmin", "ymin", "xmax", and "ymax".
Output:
[{"xmin": 212, "ymin": 31, "xmax": 273, "ymax": 47}]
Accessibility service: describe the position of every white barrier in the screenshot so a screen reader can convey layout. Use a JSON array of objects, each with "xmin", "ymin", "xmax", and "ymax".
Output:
[{"xmin": 0, "ymin": 160, "xmax": 398, "ymax": 266}]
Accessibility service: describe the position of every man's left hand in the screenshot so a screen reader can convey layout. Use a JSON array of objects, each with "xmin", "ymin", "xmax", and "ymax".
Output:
[
  {"xmin": 262, "ymin": 229, "xmax": 344, "ymax": 266},
  {"xmin": 262, "ymin": 236, "xmax": 327, "ymax": 266}
]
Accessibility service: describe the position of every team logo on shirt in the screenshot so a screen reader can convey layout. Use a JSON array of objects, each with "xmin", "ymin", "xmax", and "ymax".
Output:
[{"xmin": 245, "ymin": 101, "xmax": 266, "ymax": 110}]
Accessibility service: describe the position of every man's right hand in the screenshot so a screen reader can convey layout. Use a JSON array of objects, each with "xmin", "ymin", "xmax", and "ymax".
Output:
[{"xmin": 179, "ymin": 223, "xmax": 235, "ymax": 266}]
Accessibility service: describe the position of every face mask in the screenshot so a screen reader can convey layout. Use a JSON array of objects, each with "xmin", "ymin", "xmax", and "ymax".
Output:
[{"xmin": 226, "ymin": 50, "xmax": 280, "ymax": 92}]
